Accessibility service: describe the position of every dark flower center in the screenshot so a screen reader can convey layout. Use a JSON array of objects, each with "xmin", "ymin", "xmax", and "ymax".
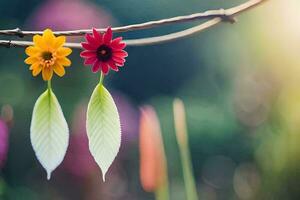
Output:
[
  {"xmin": 97, "ymin": 45, "xmax": 112, "ymax": 62},
  {"xmin": 42, "ymin": 51, "xmax": 53, "ymax": 60}
]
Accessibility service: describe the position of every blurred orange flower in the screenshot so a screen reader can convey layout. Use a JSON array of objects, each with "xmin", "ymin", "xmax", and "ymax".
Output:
[{"xmin": 139, "ymin": 106, "xmax": 168, "ymax": 192}]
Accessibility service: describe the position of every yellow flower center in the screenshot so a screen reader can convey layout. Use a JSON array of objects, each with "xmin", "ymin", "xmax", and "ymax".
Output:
[
  {"xmin": 42, "ymin": 51, "xmax": 53, "ymax": 60},
  {"xmin": 41, "ymin": 51, "xmax": 56, "ymax": 68}
]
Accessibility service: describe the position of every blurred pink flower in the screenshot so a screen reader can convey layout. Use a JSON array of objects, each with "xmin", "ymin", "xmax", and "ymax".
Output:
[
  {"xmin": 62, "ymin": 103, "xmax": 97, "ymax": 178},
  {"xmin": 26, "ymin": 0, "xmax": 113, "ymax": 30},
  {"xmin": 0, "ymin": 119, "xmax": 9, "ymax": 169},
  {"xmin": 112, "ymin": 91, "xmax": 139, "ymax": 143}
]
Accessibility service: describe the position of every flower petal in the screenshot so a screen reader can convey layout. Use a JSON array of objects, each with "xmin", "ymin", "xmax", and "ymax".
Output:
[
  {"xmin": 56, "ymin": 47, "xmax": 72, "ymax": 57},
  {"xmin": 115, "ymin": 61, "xmax": 125, "ymax": 67},
  {"xmin": 92, "ymin": 61, "xmax": 101, "ymax": 73},
  {"xmin": 57, "ymin": 57, "xmax": 71, "ymax": 66},
  {"xmin": 108, "ymin": 60, "xmax": 119, "ymax": 72},
  {"xmin": 25, "ymin": 57, "xmax": 39, "ymax": 65},
  {"xmin": 80, "ymin": 50, "xmax": 96, "ymax": 58},
  {"xmin": 25, "ymin": 46, "xmax": 40, "ymax": 56},
  {"xmin": 42, "ymin": 68, "xmax": 53, "ymax": 81},
  {"xmin": 84, "ymin": 57, "xmax": 97, "ymax": 65},
  {"xmin": 86, "ymin": 34, "xmax": 98, "ymax": 46},
  {"xmin": 113, "ymin": 50, "xmax": 128, "ymax": 58},
  {"xmin": 53, "ymin": 63, "xmax": 66, "ymax": 77},
  {"xmin": 32, "ymin": 65, "xmax": 43, "ymax": 76},
  {"xmin": 111, "ymin": 37, "xmax": 126, "ymax": 49},
  {"xmin": 81, "ymin": 42, "xmax": 97, "ymax": 51},
  {"xmin": 33, "ymin": 35, "xmax": 47, "ymax": 49},
  {"xmin": 103, "ymin": 27, "xmax": 112, "ymax": 44},
  {"xmin": 53, "ymin": 36, "xmax": 66, "ymax": 49},
  {"xmin": 112, "ymin": 56, "xmax": 125, "ymax": 64},
  {"xmin": 30, "ymin": 63, "xmax": 40, "ymax": 70},
  {"xmin": 101, "ymin": 62, "xmax": 109, "ymax": 74},
  {"xmin": 111, "ymin": 37, "xmax": 122, "ymax": 44},
  {"xmin": 112, "ymin": 42, "xmax": 126, "ymax": 50},
  {"xmin": 43, "ymin": 29, "xmax": 55, "ymax": 46},
  {"xmin": 92, "ymin": 28, "xmax": 103, "ymax": 44}
]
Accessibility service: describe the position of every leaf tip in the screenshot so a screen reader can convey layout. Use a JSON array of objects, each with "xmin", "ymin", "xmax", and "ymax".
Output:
[
  {"xmin": 102, "ymin": 173, "xmax": 106, "ymax": 182},
  {"xmin": 47, "ymin": 171, "xmax": 52, "ymax": 180}
]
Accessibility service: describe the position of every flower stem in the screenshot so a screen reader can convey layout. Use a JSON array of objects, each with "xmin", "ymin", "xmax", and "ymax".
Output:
[
  {"xmin": 99, "ymin": 72, "xmax": 104, "ymax": 86},
  {"xmin": 47, "ymin": 80, "xmax": 52, "ymax": 91},
  {"xmin": 155, "ymin": 182, "xmax": 170, "ymax": 200}
]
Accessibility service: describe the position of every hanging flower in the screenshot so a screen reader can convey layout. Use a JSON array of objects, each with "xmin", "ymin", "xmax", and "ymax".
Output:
[
  {"xmin": 25, "ymin": 29, "xmax": 72, "ymax": 81},
  {"xmin": 80, "ymin": 27, "xmax": 127, "ymax": 74}
]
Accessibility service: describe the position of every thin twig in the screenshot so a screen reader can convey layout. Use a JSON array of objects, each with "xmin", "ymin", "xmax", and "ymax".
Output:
[
  {"xmin": 0, "ymin": 0, "xmax": 267, "ymax": 48},
  {"xmin": 0, "ymin": 1, "xmax": 250, "ymax": 38},
  {"xmin": 0, "ymin": 9, "xmax": 235, "ymax": 37}
]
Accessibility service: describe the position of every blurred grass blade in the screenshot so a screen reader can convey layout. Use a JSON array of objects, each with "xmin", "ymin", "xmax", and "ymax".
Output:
[
  {"xmin": 86, "ymin": 84, "xmax": 121, "ymax": 181},
  {"xmin": 173, "ymin": 99, "xmax": 199, "ymax": 200},
  {"xmin": 139, "ymin": 106, "xmax": 169, "ymax": 200},
  {"xmin": 155, "ymin": 183, "xmax": 169, "ymax": 200},
  {"xmin": 30, "ymin": 89, "xmax": 69, "ymax": 180}
]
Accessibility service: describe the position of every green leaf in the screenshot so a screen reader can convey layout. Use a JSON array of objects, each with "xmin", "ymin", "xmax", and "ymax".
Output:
[
  {"xmin": 30, "ymin": 89, "xmax": 69, "ymax": 180},
  {"xmin": 87, "ymin": 84, "xmax": 121, "ymax": 181}
]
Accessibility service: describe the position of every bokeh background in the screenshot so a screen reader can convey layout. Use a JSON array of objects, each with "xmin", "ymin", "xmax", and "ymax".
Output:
[{"xmin": 0, "ymin": 0, "xmax": 300, "ymax": 199}]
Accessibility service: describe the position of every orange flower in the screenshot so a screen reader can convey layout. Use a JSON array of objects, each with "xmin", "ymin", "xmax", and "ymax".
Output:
[
  {"xmin": 139, "ymin": 106, "xmax": 168, "ymax": 192},
  {"xmin": 25, "ymin": 29, "xmax": 72, "ymax": 81}
]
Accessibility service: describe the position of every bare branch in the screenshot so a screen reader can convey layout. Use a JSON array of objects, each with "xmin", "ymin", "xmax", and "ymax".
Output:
[
  {"xmin": 0, "ymin": 0, "xmax": 267, "ymax": 48},
  {"xmin": 0, "ymin": 9, "xmax": 235, "ymax": 37}
]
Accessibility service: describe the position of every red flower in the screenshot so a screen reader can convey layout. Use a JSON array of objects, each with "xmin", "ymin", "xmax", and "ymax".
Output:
[{"xmin": 80, "ymin": 27, "xmax": 127, "ymax": 74}]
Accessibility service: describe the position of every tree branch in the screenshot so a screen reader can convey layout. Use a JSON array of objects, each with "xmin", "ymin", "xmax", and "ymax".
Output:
[
  {"xmin": 0, "ymin": 0, "xmax": 267, "ymax": 48},
  {"xmin": 0, "ymin": 10, "xmax": 235, "ymax": 37}
]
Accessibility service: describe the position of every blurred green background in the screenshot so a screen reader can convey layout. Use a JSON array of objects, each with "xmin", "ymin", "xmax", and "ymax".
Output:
[{"xmin": 1, "ymin": 0, "xmax": 300, "ymax": 199}]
